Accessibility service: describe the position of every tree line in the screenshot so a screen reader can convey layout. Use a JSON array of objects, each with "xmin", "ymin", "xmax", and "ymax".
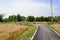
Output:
[{"xmin": 0, "ymin": 14, "xmax": 60, "ymax": 23}]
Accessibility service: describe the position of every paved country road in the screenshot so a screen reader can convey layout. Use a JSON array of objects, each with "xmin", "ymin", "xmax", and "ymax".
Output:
[{"xmin": 33, "ymin": 24, "xmax": 60, "ymax": 40}]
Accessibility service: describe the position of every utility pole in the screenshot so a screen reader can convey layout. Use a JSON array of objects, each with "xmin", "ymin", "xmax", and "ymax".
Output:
[{"xmin": 50, "ymin": 0, "xmax": 53, "ymax": 23}]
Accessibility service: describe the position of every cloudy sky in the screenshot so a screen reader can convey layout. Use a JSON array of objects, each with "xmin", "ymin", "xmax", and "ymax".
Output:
[{"xmin": 0, "ymin": 0, "xmax": 60, "ymax": 18}]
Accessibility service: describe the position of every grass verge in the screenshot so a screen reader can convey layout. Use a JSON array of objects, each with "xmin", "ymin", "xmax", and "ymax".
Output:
[
  {"xmin": 15, "ymin": 22, "xmax": 37, "ymax": 40},
  {"xmin": 49, "ymin": 24, "xmax": 60, "ymax": 34}
]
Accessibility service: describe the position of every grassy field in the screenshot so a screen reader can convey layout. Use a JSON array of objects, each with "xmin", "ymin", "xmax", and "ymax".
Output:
[
  {"xmin": 0, "ymin": 22, "xmax": 36, "ymax": 40},
  {"xmin": 15, "ymin": 22, "xmax": 36, "ymax": 40},
  {"xmin": 50, "ymin": 24, "xmax": 60, "ymax": 34}
]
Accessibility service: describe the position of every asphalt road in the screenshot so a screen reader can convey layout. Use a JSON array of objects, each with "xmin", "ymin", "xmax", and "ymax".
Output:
[{"xmin": 33, "ymin": 24, "xmax": 60, "ymax": 40}]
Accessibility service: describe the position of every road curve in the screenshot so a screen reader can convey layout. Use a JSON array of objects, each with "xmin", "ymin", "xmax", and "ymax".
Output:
[{"xmin": 33, "ymin": 24, "xmax": 60, "ymax": 40}]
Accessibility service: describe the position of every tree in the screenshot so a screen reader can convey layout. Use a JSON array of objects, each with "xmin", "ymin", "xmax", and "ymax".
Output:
[
  {"xmin": 3, "ymin": 18, "xmax": 9, "ymax": 22},
  {"xmin": 3, "ymin": 14, "xmax": 26, "ymax": 22},
  {"xmin": 0, "ymin": 14, "xmax": 3, "ymax": 22},
  {"xmin": 27, "ymin": 16, "xmax": 35, "ymax": 22},
  {"xmin": 36, "ymin": 17, "xmax": 41, "ymax": 21},
  {"xmin": 17, "ymin": 14, "xmax": 21, "ymax": 22},
  {"xmin": 48, "ymin": 16, "xmax": 52, "ymax": 22},
  {"xmin": 40, "ymin": 16, "xmax": 44, "ymax": 21},
  {"xmin": 8, "ymin": 15, "xmax": 17, "ymax": 22},
  {"xmin": 44, "ymin": 17, "xmax": 49, "ymax": 22},
  {"xmin": 21, "ymin": 16, "xmax": 26, "ymax": 21},
  {"xmin": 57, "ymin": 16, "xmax": 60, "ymax": 21},
  {"xmin": 36, "ymin": 16, "xmax": 49, "ymax": 22}
]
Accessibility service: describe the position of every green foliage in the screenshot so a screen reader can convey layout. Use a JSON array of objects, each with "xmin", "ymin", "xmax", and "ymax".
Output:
[
  {"xmin": 27, "ymin": 16, "xmax": 35, "ymax": 22},
  {"xmin": 17, "ymin": 14, "xmax": 21, "ymax": 22},
  {"xmin": 0, "ymin": 13, "xmax": 60, "ymax": 23},
  {"xmin": 0, "ymin": 14, "xmax": 3, "ymax": 22},
  {"xmin": 21, "ymin": 16, "xmax": 26, "ymax": 21},
  {"xmin": 44, "ymin": 17, "xmax": 49, "ymax": 22},
  {"xmin": 3, "ymin": 14, "xmax": 26, "ymax": 22},
  {"xmin": 36, "ymin": 17, "xmax": 41, "ymax": 21},
  {"xmin": 8, "ymin": 15, "xmax": 17, "ymax": 22},
  {"xmin": 36, "ymin": 16, "xmax": 49, "ymax": 22},
  {"xmin": 15, "ymin": 22, "xmax": 36, "ymax": 40},
  {"xmin": 48, "ymin": 16, "xmax": 52, "ymax": 22},
  {"xmin": 3, "ymin": 18, "xmax": 9, "ymax": 22},
  {"xmin": 40, "ymin": 16, "xmax": 44, "ymax": 21}
]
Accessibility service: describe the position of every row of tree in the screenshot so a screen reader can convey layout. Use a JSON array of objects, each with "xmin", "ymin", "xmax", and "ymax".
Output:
[{"xmin": 0, "ymin": 14, "xmax": 60, "ymax": 22}]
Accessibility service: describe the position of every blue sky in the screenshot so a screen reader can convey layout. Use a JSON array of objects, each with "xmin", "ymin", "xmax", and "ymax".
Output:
[{"xmin": 0, "ymin": 0, "xmax": 60, "ymax": 18}]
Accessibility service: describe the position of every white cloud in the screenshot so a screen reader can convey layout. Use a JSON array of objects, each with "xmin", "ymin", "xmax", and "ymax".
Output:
[{"xmin": 0, "ymin": 1, "xmax": 58, "ymax": 18}]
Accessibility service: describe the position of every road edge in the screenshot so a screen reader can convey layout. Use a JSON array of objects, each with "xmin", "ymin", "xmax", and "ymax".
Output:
[
  {"xmin": 50, "ymin": 27, "xmax": 60, "ymax": 36},
  {"xmin": 30, "ymin": 25, "xmax": 38, "ymax": 40}
]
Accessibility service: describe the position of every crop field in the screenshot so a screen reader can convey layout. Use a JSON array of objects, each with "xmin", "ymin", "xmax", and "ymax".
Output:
[{"xmin": 0, "ymin": 23, "xmax": 28, "ymax": 40}]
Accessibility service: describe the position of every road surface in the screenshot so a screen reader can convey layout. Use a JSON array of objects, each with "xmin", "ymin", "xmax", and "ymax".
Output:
[{"xmin": 33, "ymin": 24, "xmax": 60, "ymax": 40}]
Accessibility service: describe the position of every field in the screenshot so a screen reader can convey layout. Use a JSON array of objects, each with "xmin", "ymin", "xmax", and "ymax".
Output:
[
  {"xmin": 50, "ymin": 24, "xmax": 60, "ymax": 34},
  {"xmin": 0, "ymin": 22, "xmax": 36, "ymax": 40},
  {"xmin": 0, "ymin": 23, "xmax": 28, "ymax": 40},
  {"xmin": 15, "ymin": 22, "xmax": 36, "ymax": 40}
]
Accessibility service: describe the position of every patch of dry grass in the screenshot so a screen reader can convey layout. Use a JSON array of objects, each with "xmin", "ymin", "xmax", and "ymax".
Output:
[
  {"xmin": 50, "ymin": 24, "xmax": 60, "ymax": 34},
  {"xmin": 0, "ymin": 23, "xmax": 28, "ymax": 40},
  {"xmin": 15, "ymin": 23, "xmax": 36, "ymax": 40}
]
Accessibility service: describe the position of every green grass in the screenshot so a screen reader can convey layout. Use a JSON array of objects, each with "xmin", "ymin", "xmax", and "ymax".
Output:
[
  {"xmin": 15, "ymin": 22, "xmax": 37, "ymax": 40},
  {"xmin": 15, "ymin": 26, "xmax": 36, "ymax": 40}
]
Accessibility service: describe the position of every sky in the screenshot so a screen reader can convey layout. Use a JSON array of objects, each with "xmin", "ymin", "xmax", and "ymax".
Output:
[{"xmin": 0, "ymin": 0, "xmax": 60, "ymax": 18}]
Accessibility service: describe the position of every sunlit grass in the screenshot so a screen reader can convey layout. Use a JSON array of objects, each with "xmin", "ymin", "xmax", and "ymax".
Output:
[
  {"xmin": 15, "ymin": 22, "xmax": 37, "ymax": 40},
  {"xmin": 50, "ymin": 24, "xmax": 60, "ymax": 34},
  {"xmin": 15, "ymin": 26, "xmax": 36, "ymax": 40},
  {"xmin": 0, "ymin": 22, "xmax": 37, "ymax": 40},
  {"xmin": 0, "ymin": 23, "xmax": 28, "ymax": 40}
]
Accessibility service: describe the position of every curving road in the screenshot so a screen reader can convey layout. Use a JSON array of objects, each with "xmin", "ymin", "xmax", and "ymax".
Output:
[{"xmin": 33, "ymin": 24, "xmax": 60, "ymax": 40}]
